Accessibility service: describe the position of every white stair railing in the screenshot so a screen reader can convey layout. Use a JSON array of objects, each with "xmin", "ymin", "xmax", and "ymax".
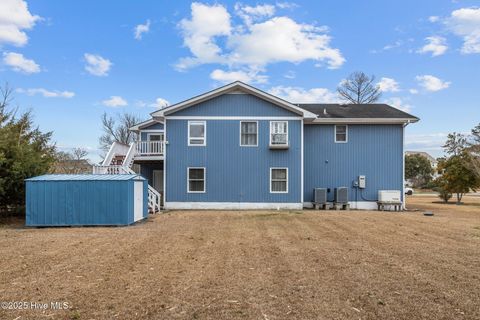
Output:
[
  {"xmin": 147, "ymin": 185, "xmax": 161, "ymax": 213},
  {"xmin": 122, "ymin": 148, "xmax": 161, "ymax": 213},
  {"xmin": 94, "ymin": 141, "xmax": 162, "ymax": 213},
  {"xmin": 122, "ymin": 143, "xmax": 137, "ymax": 168}
]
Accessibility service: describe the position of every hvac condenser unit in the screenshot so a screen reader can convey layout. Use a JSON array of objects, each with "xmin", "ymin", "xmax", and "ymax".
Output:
[
  {"xmin": 334, "ymin": 187, "xmax": 348, "ymax": 204},
  {"xmin": 378, "ymin": 190, "xmax": 401, "ymax": 202},
  {"xmin": 313, "ymin": 188, "xmax": 327, "ymax": 204}
]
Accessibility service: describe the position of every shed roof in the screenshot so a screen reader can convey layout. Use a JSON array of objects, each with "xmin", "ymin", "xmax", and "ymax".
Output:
[{"xmin": 26, "ymin": 174, "xmax": 145, "ymax": 181}]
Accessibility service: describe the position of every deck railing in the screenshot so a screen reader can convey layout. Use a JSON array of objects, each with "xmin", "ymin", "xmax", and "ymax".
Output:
[{"xmin": 135, "ymin": 141, "xmax": 164, "ymax": 156}]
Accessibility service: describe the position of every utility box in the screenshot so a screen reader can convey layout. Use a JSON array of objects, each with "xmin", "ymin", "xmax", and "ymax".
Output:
[
  {"xmin": 378, "ymin": 190, "xmax": 401, "ymax": 203},
  {"xmin": 334, "ymin": 187, "xmax": 348, "ymax": 204},
  {"xmin": 25, "ymin": 174, "xmax": 148, "ymax": 226},
  {"xmin": 358, "ymin": 175, "xmax": 366, "ymax": 189},
  {"xmin": 313, "ymin": 188, "xmax": 327, "ymax": 204}
]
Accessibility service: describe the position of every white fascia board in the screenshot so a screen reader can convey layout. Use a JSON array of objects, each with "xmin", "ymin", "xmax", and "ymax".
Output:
[
  {"xmin": 151, "ymin": 81, "xmax": 318, "ymax": 119},
  {"xmin": 129, "ymin": 119, "xmax": 164, "ymax": 132}
]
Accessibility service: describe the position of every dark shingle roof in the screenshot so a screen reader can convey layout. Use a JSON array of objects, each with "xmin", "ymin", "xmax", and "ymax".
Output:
[{"xmin": 297, "ymin": 103, "xmax": 418, "ymax": 120}]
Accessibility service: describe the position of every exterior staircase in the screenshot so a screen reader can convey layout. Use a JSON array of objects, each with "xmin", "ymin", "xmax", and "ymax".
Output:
[{"xmin": 93, "ymin": 141, "xmax": 161, "ymax": 213}]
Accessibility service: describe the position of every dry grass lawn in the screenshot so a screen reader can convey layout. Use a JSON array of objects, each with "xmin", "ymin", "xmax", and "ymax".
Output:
[{"xmin": 0, "ymin": 196, "xmax": 479, "ymax": 320}]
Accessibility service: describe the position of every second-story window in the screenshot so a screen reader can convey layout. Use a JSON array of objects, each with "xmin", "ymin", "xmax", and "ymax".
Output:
[
  {"xmin": 270, "ymin": 121, "xmax": 288, "ymax": 146},
  {"xmin": 240, "ymin": 121, "xmax": 258, "ymax": 146},
  {"xmin": 188, "ymin": 121, "xmax": 206, "ymax": 146}
]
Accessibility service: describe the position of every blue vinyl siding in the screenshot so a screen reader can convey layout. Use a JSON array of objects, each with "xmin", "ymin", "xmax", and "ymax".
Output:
[
  {"xmin": 167, "ymin": 94, "xmax": 300, "ymax": 117},
  {"xmin": 141, "ymin": 122, "xmax": 164, "ymax": 130},
  {"xmin": 139, "ymin": 122, "xmax": 164, "ymax": 141},
  {"xmin": 303, "ymin": 124, "xmax": 404, "ymax": 203},
  {"xmin": 25, "ymin": 175, "xmax": 148, "ymax": 226},
  {"xmin": 166, "ymin": 119, "xmax": 302, "ymax": 203},
  {"xmin": 139, "ymin": 162, "xmax": 163, "ymax": 186}
]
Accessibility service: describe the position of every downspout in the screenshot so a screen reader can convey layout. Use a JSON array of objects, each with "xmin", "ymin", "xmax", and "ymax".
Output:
[{"xmin": 402, "ymin": 120, "xmax": 411, "ymax": 210}]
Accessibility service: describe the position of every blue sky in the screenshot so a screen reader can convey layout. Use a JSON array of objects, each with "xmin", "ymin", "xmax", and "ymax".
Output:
[{"xmin": 1, "ymin": 0, "xmax": 479, "ymax": 162}]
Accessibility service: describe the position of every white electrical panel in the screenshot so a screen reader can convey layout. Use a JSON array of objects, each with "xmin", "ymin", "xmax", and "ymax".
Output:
[{"xmin": 358, "ymin": 175, "xmax": 366, "ymax": 189}]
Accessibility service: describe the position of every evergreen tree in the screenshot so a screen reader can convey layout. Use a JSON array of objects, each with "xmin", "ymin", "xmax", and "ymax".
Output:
[{"xmin": 0, "ymin": 84, "xmax": 56, "ymax": 210}]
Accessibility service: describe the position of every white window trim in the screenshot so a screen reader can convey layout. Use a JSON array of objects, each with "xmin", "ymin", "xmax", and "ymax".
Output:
[
  {"xmin": 146, "ymin": 132, "xmax": 164, "ymax": 141},
  {"xmin": 188, "ymin": 120, "xmax": 206, "ymax": 146},
  {"xmin": 334, "ymin": 125, "xmax": 348, "ymax": 143},
  {"xmin": 269, "ymin": 121, "xmax": 288, "ymax": 146},
  {"xmin": 270, "ymin": 167, "xmax": 288, "ymax": 194},
  {"xmin": 239, "ymin": 121, "xmax": 258, "ymax": 147},
  {"xmin": 187, "ymin": 167, "xmax": 206, "ymax": 193}
]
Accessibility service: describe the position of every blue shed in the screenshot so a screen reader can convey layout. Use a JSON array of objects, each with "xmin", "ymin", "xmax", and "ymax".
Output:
[{"xmin": 25, "ymin": 174, "xmax": 148, "ymax": 226}]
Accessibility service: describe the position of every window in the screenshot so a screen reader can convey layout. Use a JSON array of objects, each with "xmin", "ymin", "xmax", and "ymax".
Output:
[
  {"xmin": 270, "ymin": 121, "xmax": 288, "ymax": 146},
  {"xmin": 335, "ymin": 125, "xmax": 348, "ymax": 143},
  {"xmin": 240, "ymin": 121, "xmax": 258, "ymax": 146},
  {"xmin": 147, "ymin": 133, "xmax": 163, "ymax": 141},
  {"xmin": 187, "ymin": 167, "xmax": 205, "ymax": 193},
  {"xmin": 188, "ymin": 121, "xmax": 206, "ymax": 146},
  {"xmin": 270, "ymin": 168, "xmax": 288, "ymax": 193}
]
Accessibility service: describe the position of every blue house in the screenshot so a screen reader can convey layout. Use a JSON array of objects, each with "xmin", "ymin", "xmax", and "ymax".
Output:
[{"xmin": 97, "ymin": 82, "xmax": 418, "ymax": 210}]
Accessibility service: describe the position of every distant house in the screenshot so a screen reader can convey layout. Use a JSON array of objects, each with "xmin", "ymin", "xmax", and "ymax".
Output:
[
  {"xmin": 95, "ymin": 81, "xmax": 419, "ymax": 211},
  {"xmin": 405, "ymin": 151, "xmax": 438, "ymax": 170}
]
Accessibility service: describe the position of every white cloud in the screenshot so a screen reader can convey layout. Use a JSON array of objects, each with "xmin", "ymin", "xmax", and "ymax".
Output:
[
  {"xmin": 235, "ymin": 3, "xmax": 275, "ymax": 25},
  {"xmin": 150, "ymin": 97, "xmax": 169, "ymax": 109},
  {"xmin": 445, "ymin": 7, "xmax": 480, "ymax": 54},
  {"xmin": 415, "ymin": 75, "xmax": 450, "ymax": 91},
  {"xmin": 385, "ymin": 97, "xmax": 412, "ymax": 113},
  {"xmin": 409, "ymin": 88, "xmax": 419, "ymax": 94},
  {"xmin": 428, "ymin": 16, "xmax": 440, "ymax": 23},
  {"xmin": 377, "ymin": 77, "xmax": 400, "ymax": 92},
  {"xmin": 417, "ymin": 36, "xmax": 448, "ymax": 56},
  {"xmin": 17, "ymin": 88, "xmax": 74, "ymax": 98},
  {"xmin": 135, "ymin": 98, "xmax": 169, "ymax": 108},
  {"xmin": 0, "ymin": 0, "xmax": 40, "ymax": 46},
  {"xmin": 102, "ymin": 96, "xmax": 127, "ymax": 107},
  {"xmin": 284, "ymin": 70, "xmax": 296, "ymax": 79},
  {"xmin": 84, "ymin": 53, "xmax": 112, "ymax": 76},
  {"xmin": 176, "ymin": 3, "xmax": 344, "ymax": 71},
  {"xmin": 276, "ymin": 2, "xmax": 298, "ymax": 10},
  {"xmin": 228, "ymin": 17, "xmax": 344, "ymax": 69},
  {"xmin": 210, "ymin": 68, "xmax": 268, "ymax": 84},
  {"xmin": 405, "ymin": 132, "xmax": 449, "ymax": 154},
  {"xmin": 176, "ymin": 3, "xmax": 232, "ymax": 69},
  {"xmin": 269, "ymin": 86, "xmax": 340, "ymax": 103},
  {"xmin": 2, "ymin": 52, "xmax": 40, "ymax": 73},
  {"xmin": 134, "ymin": 19, "xmax": 150, "ymax": 40}
]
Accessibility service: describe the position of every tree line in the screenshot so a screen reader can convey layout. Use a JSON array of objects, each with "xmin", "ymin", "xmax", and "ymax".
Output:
[{"xmin": 406, "ymin": 125, "xmax": 480, "ymax": 204}]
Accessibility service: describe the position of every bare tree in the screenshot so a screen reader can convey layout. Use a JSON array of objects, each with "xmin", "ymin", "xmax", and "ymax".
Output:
[
  {"xmin": 99, "ymin": 112, "xmax": 142, "ymax": 153},
  {"xmin": 337, "ymin": 71, "xmax": 381, "ymax": 104},
  {"xmin": 71, "ymin": 147, "xmax": 88, "ymax": 161},
  {"xmin": 0, "ymin": 83, "xmax": 16, "ymax": 122},
  {"xmin": 54, "ymin": 147, "xmax": 90, "ymax": 174}
]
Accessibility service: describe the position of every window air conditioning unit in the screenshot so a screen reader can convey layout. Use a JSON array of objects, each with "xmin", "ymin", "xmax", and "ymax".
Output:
[
  {"xmin": 378, "ymin": 190, "xmax": 401, "ymax": 202},
  {"xmin": 334, "ymin": 187, "xmax": 348, "ymax": 204},
  {"xmin": 313, "ymin": 188, "xmax": 327, "ymax": 204}
]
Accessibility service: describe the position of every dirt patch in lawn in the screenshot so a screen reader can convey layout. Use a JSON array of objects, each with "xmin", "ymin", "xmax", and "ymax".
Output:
[{"xmin": 0, "ymin": 196, "xmax": 479, "ymax": 320}]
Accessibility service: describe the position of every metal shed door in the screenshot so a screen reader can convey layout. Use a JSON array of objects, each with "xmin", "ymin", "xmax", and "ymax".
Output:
[{"xmin": 134, "ymin": 181, "xmax": 144, "ymax": 222}]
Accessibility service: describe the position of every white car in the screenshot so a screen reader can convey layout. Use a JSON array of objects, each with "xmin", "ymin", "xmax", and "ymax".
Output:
[{"xmin": 405, "ymin": 187, "xmax": 414, "ymax": 195}]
